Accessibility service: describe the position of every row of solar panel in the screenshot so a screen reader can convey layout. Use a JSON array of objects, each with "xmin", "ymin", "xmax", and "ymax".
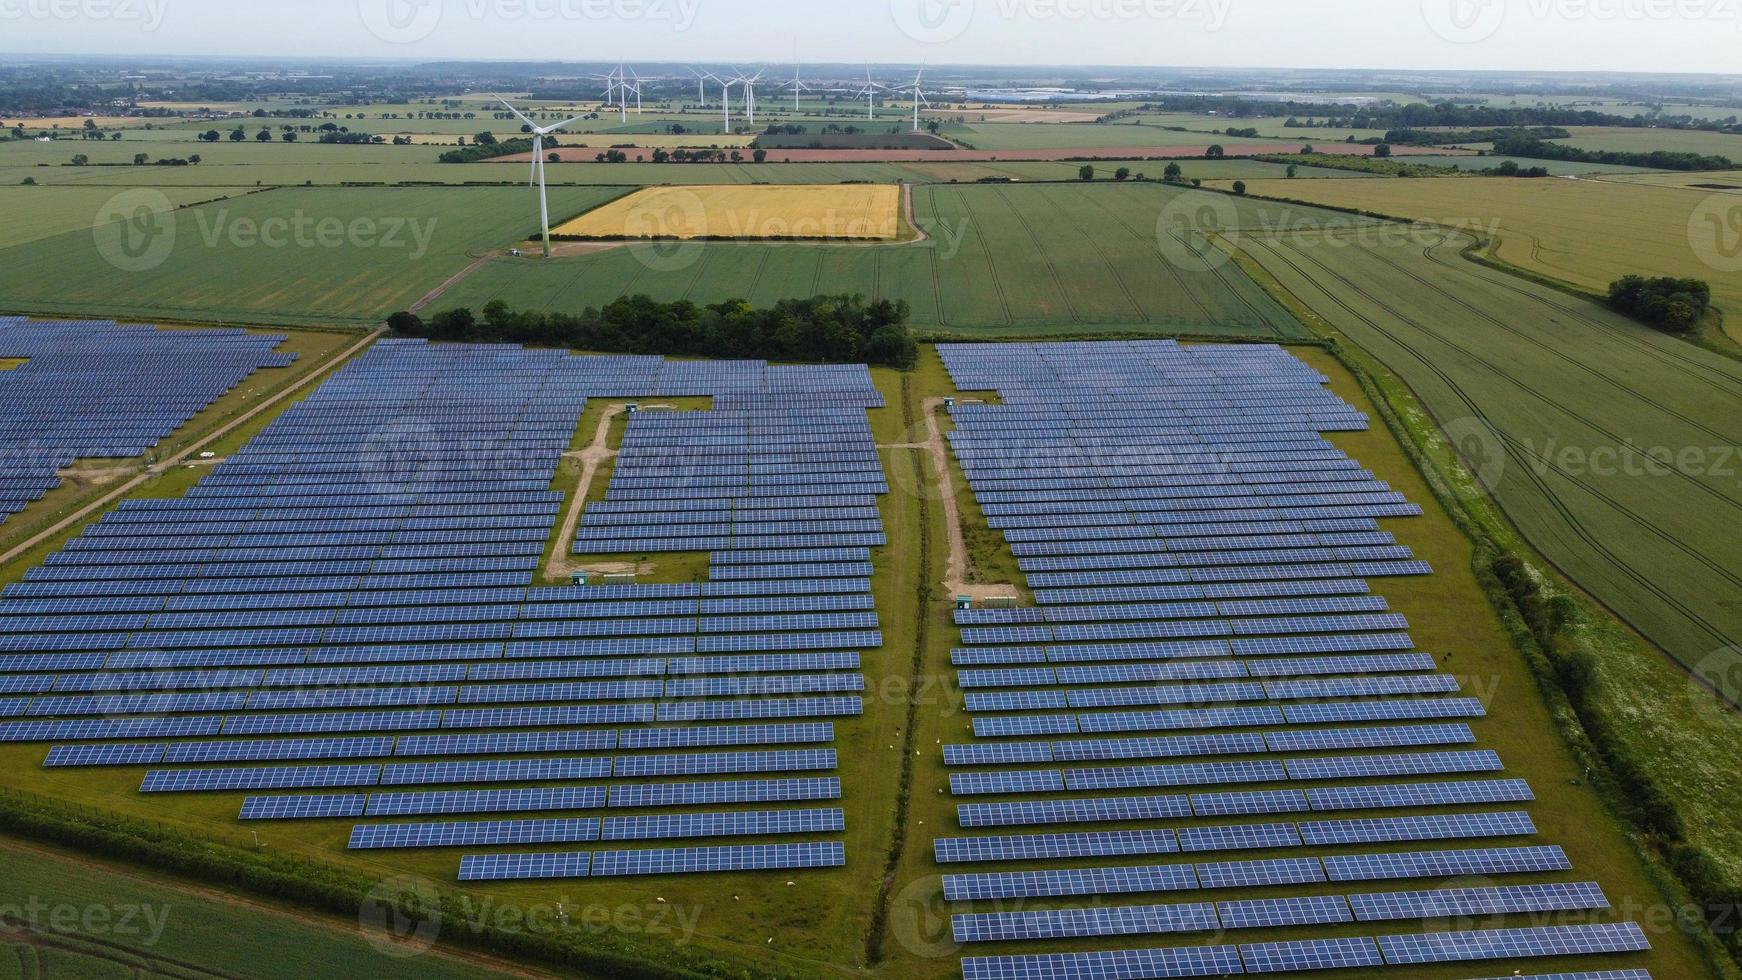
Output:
[
  {"xmin": 241, "ymin": 775, "xmax": 844, "ymax": 819},
  {"xmin": 957, "ymin": 922, "xmax": 1649, "ymax": 978},
  {"xmin": 347, "ymin": 807, "xmax": 846, "ymax": 849},
  {"xmin": 456, "ymin": 841, "xmax": 847, "ymax": 881}
]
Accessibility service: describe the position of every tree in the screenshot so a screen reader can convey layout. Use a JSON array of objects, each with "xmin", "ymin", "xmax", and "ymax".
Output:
[
  {"xmin": 133, "ymin": 152, "xmax": 149, "ymax": 165},
  {"xmin": 474, "ymin": 131, "xmax": 497, "ymax": 146},
  {"xmin": 1286, "ymin": 164, "xmax": 1298, "ymax": 178},
  {"xmin": 256, "ymin": 129, "xmax": 272, "ymax": 142},
  {"xmin": 70, "ymin": 154, "xmax": 88, "ymax": 166},
  {"xmin": 83, "ymin": 118, "xmax": 96, "ymax": 131},
  {"xmin": 189, "ymin": 154, "xmax": 201, "ymax": 165},
  {"xmin": 1162, "ymin": 162, "xmax": 1183, "ymax": 182},
  {"xmin": 548, "ymin": 152, "xmax": 560, "ymax": 163},
  {"xmin": 201, "ymin": 130, "xmax": 220, "ymax": 142},
  {"xmin": 20, "ymin": 176, "xmax": 36, "ymax": 185},
  {"xmin": 1608, "ymin": 275, "xmax": 1711, "ymax": 333},
  {"xmin": 1078, "ymin": 165, "xmax": 1095, "ymax": 181},
  {"xmin": 1114, "ymin": 167, "xmax": 1131, "ymax": 181},
  {"xmin": 753, "ymin": 148, "xmax": 767, "ymax": 163},
  {"xmin": 1374, "ymin": 143, "xmax": 1393, "ymax": 158},
  {"xmin": 229, "ymin": 128, "xmax": 246, "ymax": 142},
  {"xmin": 652, "ymin": 148, "xmax": 670, "ymax": 164},
  {"xmin": 110, "ymin": 132, "xmax": 122, "ymax": 141},
  {"xmin": 1205, "ymin": 144, "xmax": 1225, "ymax": 159},
  {"xmin": 1232, "ymin": 181, "xmax": 1247, "ymax": 196},
  {"xmin": 1300, "ymin": 144, "xmax": 1314, "ymax": 155},
  {"xmin": 282, "ymin": 131, "xmax": 297, "ymax": 142}
]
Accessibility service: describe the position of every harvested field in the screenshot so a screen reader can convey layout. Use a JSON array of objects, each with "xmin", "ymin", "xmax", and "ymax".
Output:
[{"xmin": 552, "ymin": 184, "xmax": 903, "ymax": 240}]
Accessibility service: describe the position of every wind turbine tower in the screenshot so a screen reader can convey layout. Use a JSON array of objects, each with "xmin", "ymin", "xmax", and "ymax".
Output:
[
  {"xmin": 493, "ymin": 96, "xmax": 583, "ymax": 259},
  {"xmin": 908, "ymin": 68, "xmax": 930, "ymax": 132},
  {"xmin": 783, "ymin": 65, "xmax": 810, "ymax": 114},
  {"xmin": 741, "ymin": 70, "xmax": 764, "ymax": 127},
  {"xmin": 856, "ymin": 68, "xmax": 886, "ymax": 122}
]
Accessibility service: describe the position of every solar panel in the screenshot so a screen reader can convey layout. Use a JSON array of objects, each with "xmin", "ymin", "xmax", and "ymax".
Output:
[
  {"xmin": 238, "ymin": 794, "xmax": 367, "ymax": 820},
  {"xmin": 1347, "ymin": 881, "xmax": 1609, "ymax": 922},
  {"xmin": 1376, "ymin": 922, "xmax": 1650, "ymax": 965},
  {"xmin": 951, "ymin": 902, "xmax": 1219, "ymax": 943},
  {"xmin": 364, "ymin": 786, "xmax": 607, "ymax": 817},
  {"xmin": 934, "ymin": 830, "xmax": 1179, "ymax": 864},
  {"xmin": 457, "ymin": 851, "xmax": 592, "ymax": 882},
  {"xmin": 348, "ymin": 818, "xmax": 600, "ymax": 850},
  {"xmin": 588, "ymin": 841, "xmax": 846, "ymax": 877},
  {"xmin": 957, "ymin": 796, "xmax": 1193, "ymax": 828},
  {"xmin": 1240, "ymin": 937, "xmax": 1383, "ymax": 972},
  {"xmin": 1196, "ymin": 857, "xmax": 1327, "ymax": 890},
  {"xmin": 942, "ymin": 863, "xmax": 1200, "ymax": 901},
  {"xmin": 959, "ymin": 946, "xmax": 1243, "ymax": 980},
  {"xmin": 1216, "ymin": 895, "xmax": 1352, "ymax": 930},
  {"xmin": 1299, "ymin": 811, "xmax": 1537, "ymax": 847},
  {"xmin": 1323, "ymin": 845, "xmax": 1572, "ymax": 882},
  {"xmin": 601, "ymin": 808, "xmax": 844, "ymax": 841}
]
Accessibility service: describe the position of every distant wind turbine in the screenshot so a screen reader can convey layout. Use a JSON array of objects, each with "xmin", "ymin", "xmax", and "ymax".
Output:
[
  {"xmin": 495, "ymin": 96, "xmax": 583, "ymax": 259},
  {"xmin": 856, "ymin": 68, "xmax": 886, "ymax": 122},
  {"xmin": 782, "ymin": 65, "xmax": 810, "ymax": 115},
  {"xmin": 908, "ymin": 68, "xmax": 930, "ymax": 132},
  {"xmin": 741, "ymin": 70, "xmax": 764, "ymax": 127}
]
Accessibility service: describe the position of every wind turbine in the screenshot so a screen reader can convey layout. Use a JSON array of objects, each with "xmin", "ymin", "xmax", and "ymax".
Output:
[
  {"xmin": 625, "ymin": 66, "xmax": 644, "ymax": 114},
  {"xmin": 688, "ymin": 67, "xmax": 709, "ymax": 104},
  {"xmin": 591, "ymin": 69, "xmax": 620, "ymax": 120},
  {"xmin": 494, "ymin": 96, "xmax": 583, "ymax": 259},
  {"xmin": 740, "ymin": 70, "xmax": 764, "ymax": 127},
  {"xmin": 856, "ymin": 68, "xmax": 886, "ymax": 122},
  {"xmin": 908, "ymin": 68, "xmax": 930, "ymax": 132},
  {"xmin": 782, "ymin": 64, "xmax": 810, "ymax": 115},
  {"xmin": 718, "ymin": 74, "xmax": 739, "ymax": 133}
]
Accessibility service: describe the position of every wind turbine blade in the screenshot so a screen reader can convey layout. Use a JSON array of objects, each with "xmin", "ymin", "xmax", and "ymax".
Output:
[{"xmin": 495, "ymin": 96, "xmax": 536, "ymax": 128}]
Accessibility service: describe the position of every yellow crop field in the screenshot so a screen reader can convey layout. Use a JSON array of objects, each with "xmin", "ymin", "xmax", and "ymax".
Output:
[
  {"xmin": 1219, "ymin": 176, "xmax": 1742, "ymax": 319},
  {"xmin": 553, "ymin": 184, "xmax": 903, "ymax": 240}
]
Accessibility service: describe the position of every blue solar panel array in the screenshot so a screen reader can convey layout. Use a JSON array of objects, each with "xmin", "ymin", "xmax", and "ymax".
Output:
[
  {"xmin": 928, "ymin": 342, "xmax": 1652, "ymax": 980},
  {"xmin": 0, "ymin": 340, "xmax": 887, "ymax": 883},
  {"xmin": 0, "ymin": 319, "xmax": 290, "ymax": 525}
]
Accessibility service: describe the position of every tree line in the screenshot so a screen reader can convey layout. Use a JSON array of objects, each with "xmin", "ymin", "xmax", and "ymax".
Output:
[
  {"xmin": 389, "ymin": 294, "xmax": 919, "ymax": 368},
  {"xmin": 1491, "ymin": 134, "xmax": 1732, "ymax": 171}
]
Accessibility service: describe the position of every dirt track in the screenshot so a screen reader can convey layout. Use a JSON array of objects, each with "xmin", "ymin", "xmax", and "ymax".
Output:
[
  {"xmin": 911, "ymin": 397, "xmax": 1016, "ymax": 601},
  {"xmin": 544, "ymin": 404, "xmax": 624, "ymax": 582}
]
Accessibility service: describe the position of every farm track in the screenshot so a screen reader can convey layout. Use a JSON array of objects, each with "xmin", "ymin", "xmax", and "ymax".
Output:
[
  {"xmin": 1246, "ymin": 234, "xmax": 1741, "ymax": 659},
  {"xmin": 0, "ymin": 327, "xmax": 383, "ymax": 572}
]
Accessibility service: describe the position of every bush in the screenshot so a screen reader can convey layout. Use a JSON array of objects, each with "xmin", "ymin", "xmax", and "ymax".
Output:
[
  {"xmin": 1609, "ymin": 274, "xmax": 1711, "ymax": 332},
  {"xmin": 1232, "ymin": 181, "xmax": 1246, "ymax": 196}
]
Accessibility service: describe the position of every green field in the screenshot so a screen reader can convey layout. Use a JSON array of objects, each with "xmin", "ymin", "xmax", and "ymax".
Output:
[
  {"xmin": 437, "ymin": 182, "xmax": 1305, "ymax": 339},
  {"xmin": 0, "ymin": 185, "xmax": 242, "ymax": 249},
  {"xmin": 0, "ymin": 842, "xmax": 510, "ymax": 980},
  {"xmin": 1237, "ymin": 216, "xmax": 1742, "ymax": 690},
  {"xmin": 952, "ymin": 121, "xmax": 1297, "ymax": 150},
  {"xmin": 0, "ymin": 185, "xmax": 627, "ymax": 325},
  {"xmin": 1114, "ymin": 112, "xmax": 1394, "ymax": 143},
  {"xmin": 1218, "ymin": 176, "xmax": 1742, "ymax": 319},
  {"xmin": 1546, "ymin": 126, "xmax": 1742, "ymax": 157}
]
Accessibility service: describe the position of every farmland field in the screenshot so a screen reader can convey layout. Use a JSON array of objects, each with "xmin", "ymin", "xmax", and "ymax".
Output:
[
  {"xmin": 1235, "ymin": 219, "xmax": 1742, "ymax": 692},
  {"xmin": 953, "ymin": 121, "xmax": 1297, "ymax": 149},
  {"xmin": 0, "ymin": 185, "xmax": 627, "ymax": 325},
  {"xmin": 1545, "ymin": 126, "xmax": 1742, "ymax": 157},
  {"xmin": 1218, "ymin": 176, "xmax": 1742, "ymax": 318},
  {"xmin": 0, "ymin": 185, "xmax": 241, "ymax": 248},
  {"xmin": 439, "ymin": 182, "xmax": 1306, "ymax": 339},
  {"xmin": 552, "ymin": 184, "xmax": 903, "ymax": 240}
]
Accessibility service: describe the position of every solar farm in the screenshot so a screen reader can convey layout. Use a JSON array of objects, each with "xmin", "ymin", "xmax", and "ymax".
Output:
[
  {"xmin": 0, "ymin": 318, "xmax": 292, "ymax": 526},
  {"xmin": 924, "ymin": 342, "xmax": 1654, "ymax": 978},
  {"xmin": 0, "ymin": 321, "xmax": 1693, "ymax": 978}
]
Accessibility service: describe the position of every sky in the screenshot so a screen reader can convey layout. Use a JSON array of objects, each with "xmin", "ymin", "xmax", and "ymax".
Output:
[{"xmin": 2, "ymin": 0, "xmax": 1740, "ymax": 76}]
